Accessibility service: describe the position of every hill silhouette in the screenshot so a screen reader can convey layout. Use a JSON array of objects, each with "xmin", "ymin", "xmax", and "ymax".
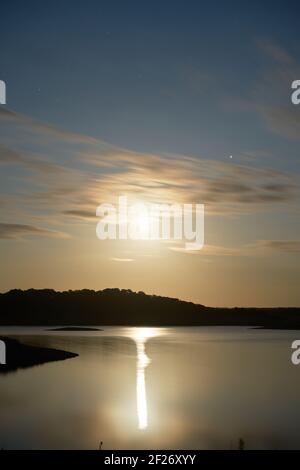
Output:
[{"xmin": 0, "ymin": 288, "xmax": 300, "ymax": 328}]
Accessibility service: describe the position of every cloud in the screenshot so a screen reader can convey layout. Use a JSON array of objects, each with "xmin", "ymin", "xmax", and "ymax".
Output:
[
  {"xmin": 0, "ymin": 107, "xmax": 97, "ymax": 144},
  {"xmin": 171, "ymin": 240, "xmax": 300, "ymax": 256},
  {"xmin": 0, "ymin": 106, "xmax": 297, "ymax": 243},
  {"xmin": 259, "ymin": 105, "xmax": 300, "ymax": 141},
  {"xmin": 0, "ymin": 144, "xmax": 67, "ymax": 175},
  {"xmin": 171, "ymin": 244, "xmax": 241, "ymax": 256},
  {"xmin": 257, "ymin": 39, "xmax": 294, "ymax": 65},
  {"xmin": 0, "ymin": 223, "xmax": 69, "ymax": 240},
  {"xmin": 254, "ymin": 239, "xmax": 300, "ymax": 253},
  {"xmin": 16, "ymin": 149, "xmax": 297, "ymax": 226},
  {"xmin": 225, "ymin": 40, "xmax": 300, "ymax": 142},
  {"xmin": 77, "ymin": 150, "xmax": 296, "ymax": 216},
  {"xmin": 63, "ymin": 209, "xmax": 96, "ymax": 220},
  {"xmin": 110, "ymin": 257, "xmax": 134, "ymax": 262},
  {"xmin": 254, "ymin": 39, "xmax": 300, "ymax": 141}
]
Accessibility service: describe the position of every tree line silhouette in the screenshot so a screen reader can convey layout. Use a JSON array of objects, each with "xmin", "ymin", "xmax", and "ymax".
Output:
[{"xmin": 0, "ymin": 288, "xmax": 299, "ymax": 328}]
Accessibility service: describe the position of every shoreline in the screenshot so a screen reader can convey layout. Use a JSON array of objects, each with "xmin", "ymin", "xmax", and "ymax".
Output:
[{"xmin": 0, "ymin": 336, "xmax": 78, "ymax": 373}]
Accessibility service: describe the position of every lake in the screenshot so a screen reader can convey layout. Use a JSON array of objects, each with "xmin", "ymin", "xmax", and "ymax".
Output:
[{"xmin": 0, "ymin": 326, "xmax": 300, "ymax": 449}]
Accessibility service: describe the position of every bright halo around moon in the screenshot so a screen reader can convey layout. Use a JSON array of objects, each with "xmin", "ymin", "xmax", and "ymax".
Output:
[
  {"xmin": 133, "ymin": 213, "xmax": 151, "ymax": 239},
  {"xmin": 127, "ymin": 203, "xmax": 154, "ymax": 240}
]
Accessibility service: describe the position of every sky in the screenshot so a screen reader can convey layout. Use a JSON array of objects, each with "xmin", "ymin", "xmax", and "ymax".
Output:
[{"xmin": 0, "ymin": 0, "xmax": 300, "ymax": 307}]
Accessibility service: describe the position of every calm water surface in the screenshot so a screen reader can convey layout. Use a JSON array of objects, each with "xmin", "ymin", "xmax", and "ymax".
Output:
[{"xmin": 0, "ymin": 326, "xmax": 300, "ymax": 449}]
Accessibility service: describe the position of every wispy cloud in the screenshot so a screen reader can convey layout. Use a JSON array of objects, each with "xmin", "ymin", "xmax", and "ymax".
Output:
[
  {"xmin": 170, "ymin": 244, "xmax": 241, "ymax": 256},
  {"xmin": 0, "ymin": 144, "xmax": 67, "ymax": 175},
  {"xmin": 254, "ymin": 39, "xmax": 300, "ymax": 141},
  {"xmin": 254, "ymin": 239, "xmax": 300, "ymax": 253},
  {"xmin": 171, "ymin": 240, "xmax": 300, "ymax": 256},
  {"xmin": 63, "ymin": 209, "xmax": 97, "ymax": 220},
  {"xmin": 76, "ymin": 149, "xmax": 296, "ymax": 216},
  {"xmin": 259, "ymin": 106, "xmax": 300, "ymax": 141},
  {"xmin": 0, "ymin": 106, "xmax": 298, "ymax": 246},
  {"xmin": 257, "ymin": 39, "xmax": 294, "ymax": 65},
  {"xmin": 0, "ymin": 223, "xmax": 69, "ymax": 240},
  {"xmin": 224, "ymin": 40, "xmax": 300, "ymax": 143},
  {"xmin": 0, "ymin": 107, "xmax": 97, "ymax": 144}
]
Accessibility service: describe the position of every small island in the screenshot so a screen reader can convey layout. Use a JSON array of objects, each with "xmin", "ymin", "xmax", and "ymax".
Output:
[
  {"xmin": 0, "ymin": 337, "xmax": 78, "ymax": 374},
  {"xmin": 47, "ymin": 326, "xmax": 103, "ymax": 331}
]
